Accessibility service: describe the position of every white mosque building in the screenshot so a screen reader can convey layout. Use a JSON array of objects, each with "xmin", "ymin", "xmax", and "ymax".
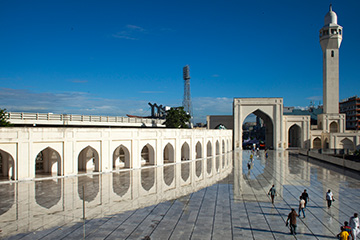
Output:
[{"xmin": 211, "ymin": 5, "xmax": 360, "ymax": 152}]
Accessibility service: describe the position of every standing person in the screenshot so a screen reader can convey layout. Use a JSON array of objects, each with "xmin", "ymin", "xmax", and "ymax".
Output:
[
  {"xmin": 286, "ymin": 208, "xmax": 299, "ymax": 235},
  {"xmin": 337, "ymin": 221, "xmax": 353, "ymax": 239},
  {"xmin": 268, "ymin": 185, "xmax": 276, "ymax": 204},
  {"xmin": 301, "ymin": 189, "xmax": 309, "ymax": 207},
  {"xmin": 338, "ymin": 227, "xmax": 350, "ymax": 240},
  {"xmin": 349, "ymin": 213, "xmax": 360, "ymax": 240},
  {"xmin": 265, "ymin": 149, "xmax": 268, "ymax": 158},
  {"xmin": 326, "ymin": 189, "xmax": 334, "ymax": 208},
  {"xmin": 298, "ymin": 196, "xmax": 306, "ymax": 218}
]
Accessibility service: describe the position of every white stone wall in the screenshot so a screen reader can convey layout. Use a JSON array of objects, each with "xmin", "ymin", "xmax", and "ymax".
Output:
[{"xmin": 0, "ymin": 127, "xmax": 232, "ymax": 180}]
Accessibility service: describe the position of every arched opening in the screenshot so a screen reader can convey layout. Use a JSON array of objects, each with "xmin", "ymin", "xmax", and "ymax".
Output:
[
  {"xmin": 242, "ymin": 111, "xmax": 273, "ymax": 150},
  {"xmin": 288, "ymin": 124, "xmax": 301, "ymax": 148},
  {"xmin": 78, "ymin": 146, "xmax": 100, "ymax": 173},
  {"xmin": 78, "ymin": 175, "xmax": 99, "ymax": 202},
  {"xmin": 181, "ymin": 142, "xmax": 190, "ymax": 182},
  {"xmin": 222, "ymin": 140, "xmax": 225, "ymax": 154},
  {"xmin": 196, "ymin": 142, "xmax": 202, "ymax": 159},
  {"xmin": 340, "ymin": 138, "xmax": 354, "ymax": 151},
  {"xmin": 112, "ymin": 171, "xmax": 130, "ymax": 197},
  {"xmin": 35, "ymin": 179, "xmax": 61, "ymax": 208},
  {"xmin": 141, "ymin": 168, "xmax": 155, "ymax": 191},
  {"xmin": 215, "ymin": 141, "xmax": 220, "ymax": 171},
  {"xmin": 141, "ymin": 144, "xmax": 155, "ymax": 166},
  {"xmin": 163, "ymin": 143, "xmax": 175, "ymax": 164},
  {"xmin": 181, "ymin": 142, "xmax": 190, "ymax": 160},
  {"xmin": 0, "ymin": 150, "xmax": 15, "ymax": 180},
  {"xmin": 313, "ymin": 137, "xmax": 321, "ymax": 149},
  {"xmin": 330, "ymin": 122, "xmax": 338, "ymax": 133},
  {"xmin": 35, "ymin": 147, "xmax": 61, "ymax": 177},
  {"xmin": 207, "ymin": 141, "xmax": 212, "ymax": 157},
  {"xmin": 113, "ymin": 145, "xmax": 130, "ymax": 169}
]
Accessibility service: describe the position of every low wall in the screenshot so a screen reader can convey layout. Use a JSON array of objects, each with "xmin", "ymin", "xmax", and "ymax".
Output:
[
  {"xmin": 298, "ymin": 149, "xmax": 360, "ymax": 171},
  {"xmin": 0, "ymin": 127, "xmax": 232, "ymax": 180}
]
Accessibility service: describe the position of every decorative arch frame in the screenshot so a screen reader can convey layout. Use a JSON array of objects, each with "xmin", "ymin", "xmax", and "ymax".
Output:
[{"xmin": 233, "ymin": 98, "xmax": 283, "ymax": 149}]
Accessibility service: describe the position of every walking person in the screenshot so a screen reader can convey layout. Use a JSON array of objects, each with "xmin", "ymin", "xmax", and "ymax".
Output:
[
  {"xmin": 268, "ymin": 184, "xmax": 277, "ymax": 204},
  {"xmin": 301, "ymin": 189, "xmax": 309, "ymax": 207},
  {"xmin": 298, "ymin": 196, "xmax": 306, "ymax": 218},
  {"xmin": 326, "ymin": 189, "xmax": 334, "ymax": 208},
  {"xmin": 286, "ymin": 208, "xmax": 299, "ymax": 235},
  {"xmin": 349, "ymin": 213, "xmax": 360, "ymax": 240}
]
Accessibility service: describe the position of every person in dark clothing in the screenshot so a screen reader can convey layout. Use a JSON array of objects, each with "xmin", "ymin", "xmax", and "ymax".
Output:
[
  {"xmin": 286, "ymin": 208, "xmax": 299, "ymax": 235},
  {"xmin": 301, "ymin": 189, "xmax": 309, "ymax": 207},
  {"xmin": 268, "ymin": 185, "xmax": 276, "ymax": 204}
]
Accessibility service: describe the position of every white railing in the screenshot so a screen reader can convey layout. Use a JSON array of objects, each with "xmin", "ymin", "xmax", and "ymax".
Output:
[{"xmin": 7, "ymin": 112, "xmax": 164, "ymax": 125}]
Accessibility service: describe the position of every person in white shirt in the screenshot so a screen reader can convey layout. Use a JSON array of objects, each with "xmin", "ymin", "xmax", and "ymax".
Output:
[
  {"xmin": 326, "ymin": 189, "xmax": 334, "ymax": 208},
  {"xmin": 349, "ymin": 213, "xmax": 360, "ymax": 240},
  {"xmin": 298, "ymin": 196, "xmax": 306, "ymax": 218}
]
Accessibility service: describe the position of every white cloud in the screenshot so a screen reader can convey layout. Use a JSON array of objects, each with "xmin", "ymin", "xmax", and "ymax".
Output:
[
  {"xmin": 306, "ymin": 96, "xmax": 322, "ymax": 101},
  {"xmin": 0, "ymin": 88, "xmax": 148, "ymax": 117},
  {"xmin": 112, "ymin": 24, "xmax": 147, "ymax": 40},
  {"xmin": 0, "ymin": 88, "xmax": 234, "ymax": 123}
]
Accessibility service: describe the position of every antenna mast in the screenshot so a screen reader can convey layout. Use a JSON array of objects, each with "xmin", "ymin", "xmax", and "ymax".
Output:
[{"xmin": 182, "ymin": 65, "xmax": 193, "ymax": 126}]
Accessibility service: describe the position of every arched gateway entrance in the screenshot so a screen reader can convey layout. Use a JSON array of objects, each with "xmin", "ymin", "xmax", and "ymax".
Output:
[{"xmin": 234, "ymin": 98, "xmax": 284, "ymax": 150}]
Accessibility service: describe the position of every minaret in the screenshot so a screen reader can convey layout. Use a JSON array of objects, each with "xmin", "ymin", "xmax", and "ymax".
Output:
[
  {"xmin": 317, "ymin": 5, "xmax": 345, "ymax": 134},
  {"xmin": 319, "ymin": 4, "xmax": 343, "ymax": 114}
]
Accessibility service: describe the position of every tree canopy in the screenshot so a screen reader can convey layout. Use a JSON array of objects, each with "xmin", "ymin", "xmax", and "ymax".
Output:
[
  {"xmin": 0, "ymin": 108, "xmax": 12, "ymax": 127},
  {"xmin": 163, "ymin": 107, "xmax": 191, "ymax": 128}
]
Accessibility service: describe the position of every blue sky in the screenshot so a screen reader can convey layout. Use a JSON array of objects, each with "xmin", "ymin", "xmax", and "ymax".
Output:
[{"xmin": 0, "ymin": 0, "xmax": 359, "ymax": 123}]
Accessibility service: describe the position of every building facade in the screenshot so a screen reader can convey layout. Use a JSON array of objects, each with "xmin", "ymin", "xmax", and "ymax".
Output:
[{"xmin": 340, "ymin": 96, "xmax": 360, "ymax": 130}]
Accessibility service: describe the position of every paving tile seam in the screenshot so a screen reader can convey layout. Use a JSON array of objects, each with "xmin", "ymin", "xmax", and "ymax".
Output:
[
  {"xmin": 121, "ymin": 204, "xmax": 167, "ymax": 240},
  {"xmin": 188, "ymin": 186, "xmax": 208, "ymax": 240},
  {"xmin": 124, "ymin": 202, "xmax": 174, "ymax": 239},
  {"xmin": 152, "ymin": 193, "xmax": 193, "ymax": 239},
  {"xmin": 248, "ymin": 154, "xmax": 337, "ymax": 238},
  {"xmin": 101, "ymin": 208, "xmax": 144, "ymax": 239},
  {"xmin": 210, "ymin": 182, "xmax": 220, "ymax": 240},
  {"xmin": 239, "ymin": 186, "xmax": 255, "ymax": 240}
]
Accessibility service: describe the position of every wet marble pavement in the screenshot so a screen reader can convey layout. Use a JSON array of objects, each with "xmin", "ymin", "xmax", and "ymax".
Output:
[{"xmin": 1, "ymin": 150, "xmax": 360, "ymax": 239}]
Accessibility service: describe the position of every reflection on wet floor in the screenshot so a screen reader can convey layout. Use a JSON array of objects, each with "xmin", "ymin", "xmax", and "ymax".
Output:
[
  {"xmin": 0, "ymin": 152, "xmax": 233, "ymax": 239},
  {"xmin": 1, "ymin": 150, "xmax": 360, "ymax": 239},
  {"xmin": 112, "ymin": 171, "xmax": 130, "ymax": 197}
]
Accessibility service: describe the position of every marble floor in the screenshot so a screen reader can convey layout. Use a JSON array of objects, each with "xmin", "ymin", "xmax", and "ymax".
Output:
[{"xmin": 1, "ymin": 150, "xmax": 359, "ymax": 239}]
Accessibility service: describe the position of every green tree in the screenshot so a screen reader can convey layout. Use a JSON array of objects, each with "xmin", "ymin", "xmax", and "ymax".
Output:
[
  {"xmin": 163, "ymin": 107, "xmax": 191, "ymax": 128},
  {"xmin": 0, "ymin": 108, "xmax": 12, "ymax": 127}
]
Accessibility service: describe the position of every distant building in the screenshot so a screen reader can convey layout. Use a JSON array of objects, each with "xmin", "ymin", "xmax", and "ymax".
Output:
[
  {"xmin": 340, "ymin": 96, "xmax": 360, "ymax": 130},
  {"xmin": 284, "ymin": 106, "xmax": 323, "ymax": 125}
]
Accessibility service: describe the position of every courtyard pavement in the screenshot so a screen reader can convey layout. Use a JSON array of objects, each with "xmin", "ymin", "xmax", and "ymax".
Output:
[{"xmin": 1, "ymin": 150, "xmax": 360, "ymax": 239}]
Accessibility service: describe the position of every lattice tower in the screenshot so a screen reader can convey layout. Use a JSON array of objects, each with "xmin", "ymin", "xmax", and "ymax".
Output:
[{"xmin": 182, "ymin": 65, "xmax": 193, "ymax": 125}]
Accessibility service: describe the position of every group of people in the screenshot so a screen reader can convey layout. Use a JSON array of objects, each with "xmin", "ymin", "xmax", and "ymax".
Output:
[
  {"xmin": 284, "ymin": 189, "xmax": 309, "ymax": 235},
  {"xmin": 337, "ymin": 213, "xmax": 360, "ymax": 240},
  {"xmin": 267, "ymin": 186, "xmax": 359, "ymax": 238}
]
